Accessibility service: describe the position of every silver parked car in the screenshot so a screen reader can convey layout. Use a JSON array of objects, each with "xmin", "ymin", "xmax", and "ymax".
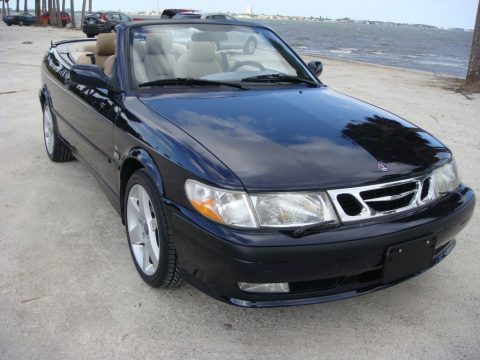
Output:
[{"xmin": 172, "ymin": 13, "xmax": 258, "ymax": 54}]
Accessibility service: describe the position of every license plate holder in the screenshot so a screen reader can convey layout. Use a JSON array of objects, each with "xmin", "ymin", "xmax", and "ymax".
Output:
[{"xmin": 383, "ymin": 236, "xmax": 436, "ymax": 284}]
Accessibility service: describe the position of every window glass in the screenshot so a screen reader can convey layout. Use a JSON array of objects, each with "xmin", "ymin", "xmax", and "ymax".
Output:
[{"xmin": 130, "ymin": 24, "xmax": 312, "ymax": 89}]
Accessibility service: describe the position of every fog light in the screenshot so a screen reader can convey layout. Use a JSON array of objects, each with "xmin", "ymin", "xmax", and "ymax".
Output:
[{"xmin": 238, "ymin": 282, "xmax": 290, "ymax": 293}]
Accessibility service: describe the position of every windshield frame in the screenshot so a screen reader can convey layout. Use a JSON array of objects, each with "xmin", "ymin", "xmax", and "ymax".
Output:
[{"xmin": 124, "ymin": 20, "xmax": 323, "ymax": 93}]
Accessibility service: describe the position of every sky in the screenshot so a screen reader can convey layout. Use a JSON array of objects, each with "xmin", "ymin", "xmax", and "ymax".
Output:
[{"xmin": 22, "ymin": 0, "xmax": 479, "ymax": 29}]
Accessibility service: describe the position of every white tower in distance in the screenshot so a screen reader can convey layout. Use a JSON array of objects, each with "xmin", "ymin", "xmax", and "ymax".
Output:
[{"xmin": 245, "ymin": 5, "xmax": 253, "ymax": 15}]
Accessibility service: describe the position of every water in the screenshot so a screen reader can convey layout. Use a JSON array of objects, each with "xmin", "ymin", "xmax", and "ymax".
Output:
[
  {"xmin": 71, "ymin": 14, "xmax": 473, "ymax": 78},
  {"xmin": 257, "ymin": 20, "xmax": 473, "ymax": 78}
]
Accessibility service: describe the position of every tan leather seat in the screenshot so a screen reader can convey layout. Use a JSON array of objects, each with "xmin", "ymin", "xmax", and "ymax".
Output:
[
  {"xmin": 132, "ymin": 41, "xmax": 148, "ymax": 84},
  {"xmin": 175, "ymin": 41, "xmax": 222, "ymax": 78},
  {"xmin": 76, "ymin": 33, "xmax": 115, "ymax": 66},
  {"xmin": 102, "ymin": 55, "xmax": 116, "ymax": 77},
  {"xmin": 143, "ymin": 33, "xmax": 176, "ymax": 80}
]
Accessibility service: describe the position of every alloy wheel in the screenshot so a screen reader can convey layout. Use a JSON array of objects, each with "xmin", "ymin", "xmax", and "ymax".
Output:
[
  {"xmin": 127, "ymin": 184, "xmax": 160, "ymax": 276},
  {"xmin": 43, "ymin": 105, "xmax": 55, "ymax": 155}
]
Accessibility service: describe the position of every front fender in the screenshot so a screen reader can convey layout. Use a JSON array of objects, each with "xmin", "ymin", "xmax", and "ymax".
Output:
[{"xmin": 119, "ymin": 147, "xmax": 165, "ymax": 223}]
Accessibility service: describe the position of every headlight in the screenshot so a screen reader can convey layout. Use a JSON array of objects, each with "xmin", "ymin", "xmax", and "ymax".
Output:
[
  {"xmin": 250, "ymin": 192, "xmax": 337, "ymax": 227},
  {"xmin": 432, "ymin": 160, "xmax": 460, "ymax": 197},
  {"xmin": 185, "ymin": 180, "xmax": 338, "ymax": 229}
]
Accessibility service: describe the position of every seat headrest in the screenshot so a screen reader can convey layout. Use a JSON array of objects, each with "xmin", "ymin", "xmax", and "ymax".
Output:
[
  {"xmin": 146, "ymin": 33, "xmax": 173, "ymax": 55},
  {"xmin": 188, "ymin": 42, "xmax": 216, "ymax": 61},
  {"xmin": 96, "ymin": 33, "xmax": 116, "ymax": 56},
  {"xmin": 133, "ymin": 41, "xmax": 145, "ymax": 60}
]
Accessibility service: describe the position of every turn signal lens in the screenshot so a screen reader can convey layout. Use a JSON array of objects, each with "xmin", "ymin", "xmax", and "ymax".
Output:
[{"xmin": 185, "ymin": 180, "xmax": 258, "ymax": 228}]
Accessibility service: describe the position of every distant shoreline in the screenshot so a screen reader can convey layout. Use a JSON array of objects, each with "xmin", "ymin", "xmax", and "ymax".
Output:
[{"xmin": 10, "ymin": 8, "xmax": 472, "ymax": 30}]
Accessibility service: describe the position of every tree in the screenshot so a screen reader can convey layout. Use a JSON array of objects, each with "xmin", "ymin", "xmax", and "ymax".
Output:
[
  {"xmin": 50, "ymin": 0, "xmax": 56, "ymax": 25},
  {"xmin": 70, "ymin": 0, "xmax": 75, "ymax": 28},
  {"xmin": 23, "ymin": 0, "xmax": 26, "ymax": 12},
  {"xmin": 35, "ymin": 0, "xmax": 40, "ymax": 18},
  {"xmin": 88, "ymin": 0, "xmax": 91, "ymax": 13},
  {"xmin": 81, "ymin": 0, "xmax": 86, "ymax": 28},
  {"xmin": 16, "ymin": 0, "xmax": 19, "ymax": 12},
  {"xmin": 55, "ymin": 0, "xmax": 61, "ymax": 26},
  {"xmin": 2, "ymin": 1, "xmax": 5, "ymax": 18},
  {"xmin": 465, "ymin": 0, "xmax": 480, "ymax": 91}
]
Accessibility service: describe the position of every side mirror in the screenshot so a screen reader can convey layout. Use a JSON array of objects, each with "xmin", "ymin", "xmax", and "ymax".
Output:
[
  {"xmin": 308, "ymin": 60, "xmax": 323, "ymax": 77},
  {"xmin": 70, "ymin": 64, "xmax": 108, "ymax": 88}
]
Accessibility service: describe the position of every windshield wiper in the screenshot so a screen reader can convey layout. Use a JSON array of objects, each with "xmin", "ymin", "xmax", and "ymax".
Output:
[
  {"xmin": 138, "ymin": 78, "xmax": 245, "ymax": 89},
  {"xmin": 241, "ymin": 73, "xmax": 319, "ymax": 87},
  {"xmin": 290, "ymin": 220, "xmax": 338, "ymax": 238}
]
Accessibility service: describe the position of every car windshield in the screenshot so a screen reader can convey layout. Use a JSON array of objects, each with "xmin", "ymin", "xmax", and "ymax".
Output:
[{"xmin": 130, "ymin": 23, "xmax": 316, "ymax": 89}]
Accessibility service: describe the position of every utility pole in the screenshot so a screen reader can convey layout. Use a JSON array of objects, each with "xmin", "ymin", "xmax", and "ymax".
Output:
[{"xmin": 466, "ymin": 0, "xmax": 480, "ymax": 91}]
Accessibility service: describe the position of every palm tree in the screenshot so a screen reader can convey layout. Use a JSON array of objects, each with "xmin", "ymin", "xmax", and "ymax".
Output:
[
  {"xmin": 466, "ymin": 0, "xmax": 480, "ymax": 91},
  {"xmin": 88, "ymin": 0, "xmax": 91, "ymax": 13},
  {"xmin": 81, "ymin": 0, "xmax": 86, "ymax": 29},
  {"xmin": 61, "ymin": 0, "xmax": 64, "ymax": 13},
  {"xmin": 35, "ymin": 0, "xmax": 40, "ymax": 18},
  {"xmin": 16, "ymin": 0, "xmax": 19, "ymax": 12},
  {"xmin": 55, "ymin": 0, "xmax": 61, "ymax": 26},
  {"xmin": 70, "ymin": 0, "xmax": 75, "ymax": 28},
  {"xmin": 23, "ymin": 0, "xmax": 27, "ymax": 12}
]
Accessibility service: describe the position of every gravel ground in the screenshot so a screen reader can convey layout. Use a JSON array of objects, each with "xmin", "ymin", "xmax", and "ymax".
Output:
[{"xmin": 0, "ymin": 24, "xmax": 479, "ymax": 360}]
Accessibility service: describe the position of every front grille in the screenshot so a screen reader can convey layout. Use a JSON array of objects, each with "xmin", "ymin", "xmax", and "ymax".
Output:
[
  {"xmin": 365, "ymin": 192, "xmax": 415, "ymax": 212},
  {"xmin": 421, "ymin": 178, "xmax": 431, "ymax": 200},
  {"xmin": 360, "ymin": 182, "xmax": 417, "ymax": 213},
  {"xmin": 360, "ymin": 182, "xmax": 417, "ymax": 200},
  {"xmin": 336, "ymin": 194, "xmax": 363, "ymax": 216},
  {"xmin": 328, "ymin": 176, "xmax": 434, "ymax": 223}
]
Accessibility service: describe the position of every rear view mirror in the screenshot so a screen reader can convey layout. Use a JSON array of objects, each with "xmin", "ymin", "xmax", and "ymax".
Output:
[
  {"xmin": 70, "ymin": 64, "xmax": 108, "ymax": 87},
  {"xmin": 308, "ymin": 60, "xmax": 323, "ymax": 77}
]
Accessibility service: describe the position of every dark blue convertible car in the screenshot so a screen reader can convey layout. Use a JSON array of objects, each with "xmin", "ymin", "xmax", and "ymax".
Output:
[{"xmin": 39, "ymin": 20, "xmax": 475, "ymax": 307}]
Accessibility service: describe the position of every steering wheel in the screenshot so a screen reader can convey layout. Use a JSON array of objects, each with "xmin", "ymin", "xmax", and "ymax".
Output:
[{"xmin": 229, "ymin": 61, "xmax": 265, "ymax": 72}]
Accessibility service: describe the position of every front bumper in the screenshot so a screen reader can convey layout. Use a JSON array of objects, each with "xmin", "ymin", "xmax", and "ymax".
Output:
[{"xmin": 166, "ymin": 187, "xmax": 475, "ymax": 307}]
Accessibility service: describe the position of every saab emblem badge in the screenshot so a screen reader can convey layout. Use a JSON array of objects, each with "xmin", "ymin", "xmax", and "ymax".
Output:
[{"xmin": 378, "ymin": 162, "xmax": 389, "ymax": 172}]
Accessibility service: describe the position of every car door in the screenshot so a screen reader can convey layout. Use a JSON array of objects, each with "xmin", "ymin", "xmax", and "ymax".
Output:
[{"xmin": 65, "ymin": 81, "xmax": 119, "ymax": 191}]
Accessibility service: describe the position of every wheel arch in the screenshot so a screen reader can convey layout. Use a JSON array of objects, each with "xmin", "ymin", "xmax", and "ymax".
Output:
[
  {"xmin": 38, "ymin": 85, "xmax": 50, "ymax": 110},
  {"xmin": 119, "ymin": 148, "xmax": 165, "ymax": 224}
]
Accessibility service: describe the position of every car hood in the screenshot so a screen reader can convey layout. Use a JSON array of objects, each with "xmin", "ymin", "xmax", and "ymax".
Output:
[{"xmin": 139, "ymin": 87, "xmax": 450, "ymax": 191}]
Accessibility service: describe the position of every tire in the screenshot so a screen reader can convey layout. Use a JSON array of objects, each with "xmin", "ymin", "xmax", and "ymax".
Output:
[
  {"xmin": 7, "ymin": 23, "xmax": 11, "ymax": 26},
  {"xmin": 42, "ymin": 103, "xmax": 74, "ymax": 162},
  {"xmin": 86, "ymin": 33, "xmax": 95, "ymax": 38},
  {"xmin": 18, "ymin": 20, "xmax": 24, "ymax": 26},
  {"xmin": 62, "ymin": 20, "xmax": 67, "ymax": 27},
  {"xmin": 243, "ymin": 37, "xmax": 257, "ymax": 55},
  {"xmin": 124, "ymin": 169, "xmax": 182, "ymax": 288}
]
